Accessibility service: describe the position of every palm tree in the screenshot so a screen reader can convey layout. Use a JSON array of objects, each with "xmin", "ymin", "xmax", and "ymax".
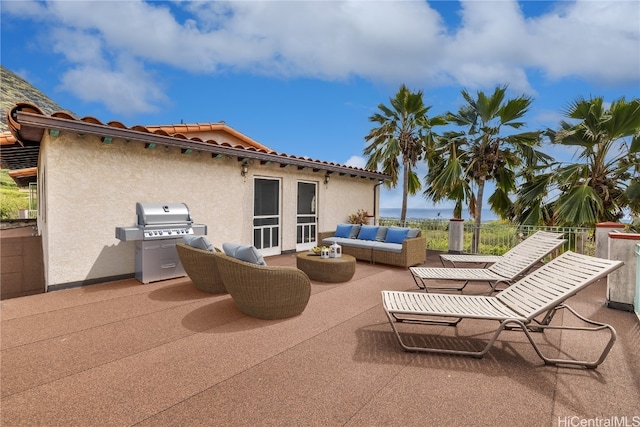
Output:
[
  {"xmin": 364, "ymin": 84, "xmax": 446, "ymax": 223},
  {"xmin": 425, "ymin": 85, "xmax": 545, "ymax": 252},
  {"xmin": 515, "ymin": 96, "xmax": 640, "ymax": 226},
  {"xmin": 423, "ymin": 130, "xmax": 474, "ymax": 220}
]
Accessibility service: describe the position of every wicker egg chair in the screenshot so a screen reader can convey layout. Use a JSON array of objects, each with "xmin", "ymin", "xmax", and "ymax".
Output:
[
  {"xmin": 175, "ymin": 243, "xmax": 227, "ymax": 294},
  {"xmin": 214, "ymin": 253, "xmax": 311, "ymax": 320}
]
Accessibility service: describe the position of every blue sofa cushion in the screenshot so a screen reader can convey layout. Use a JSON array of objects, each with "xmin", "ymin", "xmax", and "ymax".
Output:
[
  {"xmin": 358, "ymin": 225, "xmax": 379, "ymax": 241},
  {"xmin": 334, "ymin": 224, "xmax": 352, "ymax": 238},
  {"xmin": 385, "ymin": 227, "xmax": 409, "ymax": 244}
]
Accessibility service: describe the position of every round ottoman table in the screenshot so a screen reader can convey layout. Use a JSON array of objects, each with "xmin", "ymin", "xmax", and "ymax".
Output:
[{"xmin": 296, "ymin": 253, "xmax": 356, "ymax": 283}]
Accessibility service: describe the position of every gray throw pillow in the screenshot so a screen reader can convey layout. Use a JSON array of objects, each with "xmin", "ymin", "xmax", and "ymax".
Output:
[
  {"xmin": 222, "ymin": 242, "xmax": 243, "ymax": 256},
  {"xmin": 235, "ymin": 245, "xmax": 267, "ymax": 266},
  {"xmin": 183, "ymin": 235, "xmax": 215, "ymax": 252},
  {"xmin": 222, "ymin": 242, "xmax": 267, "ymax": 266},
  {"xmin": 375, "ymin": 226, "xmax": 388, "ymax": 242},
  {"xmin": 349, "ymin": 224, "xmax": 361, "ymax": 239},
  {"xmin": 407, "ymin": 228, "xmax": 420, "ymax": 238}
]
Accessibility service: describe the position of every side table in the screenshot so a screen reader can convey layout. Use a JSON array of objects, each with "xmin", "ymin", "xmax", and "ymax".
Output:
[{"xmin": 296, "ymin": 253, "xmax": 356, "ymax": 283}]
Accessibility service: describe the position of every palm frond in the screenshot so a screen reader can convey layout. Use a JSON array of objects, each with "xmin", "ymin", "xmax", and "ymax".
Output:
[
  {"xmin": 487, "ymin": 188, "xmax": 511, "ymax": 219},
  {"xmin": 556, "ymin": 184, "xmax": 603, "ymax": 226}
]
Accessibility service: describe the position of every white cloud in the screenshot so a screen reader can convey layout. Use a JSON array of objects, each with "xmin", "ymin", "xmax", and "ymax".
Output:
[
  {"xmin": 1, "ymin": 0, "xmax": 48, "ymax": 18},
  {"xmin": 50, "ymin": 27, "xmax": 107, "ymax": 65},
  {"xmin": 5, "ymin": 0, "xmax": 638, "ymax": 114},
  {"xmin": 344, "ymin": 155, "xmax": 366, "ymax": 169},
  {"xmin": 58, "ymin": 56, "xmax": 169, "ymax": 115},
  {"xmin": 525, "ymin": 1, "xmax": 640, "ymax": 83}
]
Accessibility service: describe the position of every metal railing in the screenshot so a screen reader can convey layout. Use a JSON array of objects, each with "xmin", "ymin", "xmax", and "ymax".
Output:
[
  {"xmin": 378, "ymin": 218, "xmax": 593, "ymax": 255},
  {"xmin": 28, "ymin": 182, "xmax": 37, "ymax": 218}
]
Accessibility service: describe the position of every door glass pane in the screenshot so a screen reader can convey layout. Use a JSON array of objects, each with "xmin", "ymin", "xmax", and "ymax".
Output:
[
  {"xmin": 255, "ymin": 179, "xmax": 279, "ymax": 216},
  {"xmin": 296, "ymin": 181, "xmax": 317, "ymax": 246},
  {"xmin": 254, "ymin": 229, "xmax": 262, "ymax": 249},
  {"xmin": 253, "ymin": 178, "xmax": 280, "ymax": 252},
  {"xmin": 253, "ymin": 217, "xmax": 279, "ymax": 227},
  {"xmin": 297, "ymin": 182, "xmax": 316, "ymax": 215}
]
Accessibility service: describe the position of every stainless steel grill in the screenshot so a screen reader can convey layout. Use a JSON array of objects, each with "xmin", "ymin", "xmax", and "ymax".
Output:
[{"xmin": 115, "ymin": 203, "xmax": 207, "ymax": 283}]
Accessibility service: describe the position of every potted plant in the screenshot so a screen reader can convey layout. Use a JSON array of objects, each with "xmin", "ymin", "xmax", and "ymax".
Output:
[{"xmin": 348, "ymin": 209, "xmax": 371, "ymax": 225}]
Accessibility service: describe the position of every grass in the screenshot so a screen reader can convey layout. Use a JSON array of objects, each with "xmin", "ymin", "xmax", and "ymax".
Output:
[
  {"xmin": 0, "ymin": 169, "xmax": 29, "ymax": 219},
  {"xmin": 420, "ymin": 222, "xmax": 517, "ymax": 254},
  {"xmin": 379, "ymin": 217, "xmax": 596, "ymax": 255}
]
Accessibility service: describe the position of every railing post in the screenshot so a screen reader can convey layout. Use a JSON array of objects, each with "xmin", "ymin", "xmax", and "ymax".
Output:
[
  {"xmin": 448, "ymin": 218, "xmax": 465, "ymax": 253},
  {"xmin": 595, "ymin": 222, "xmax": 626, "ymax": 258},
  {"xmin": 607, "ymin": 232, "xmax": 640, "ymax": 312},
  {"xmin": 574, "ymin": 228, "xmax": 587, "ymax": 254}
]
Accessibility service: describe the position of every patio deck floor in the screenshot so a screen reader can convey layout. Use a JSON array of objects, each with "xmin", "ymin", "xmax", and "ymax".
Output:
[{"xmin": 2, "ymin": 250, "xmax": 639, "ymax": 426}]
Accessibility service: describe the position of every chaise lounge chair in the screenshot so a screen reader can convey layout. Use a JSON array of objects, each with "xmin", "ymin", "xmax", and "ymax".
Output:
[
  {"xmin": 439, "ymin": 230, "xmax": 565, "ymax": 268},
  {"xmin": 410, "ymin": 236, "xmax": 566, "ymax": 293},
  {"xmin": 383, "ymin": 251, "xmax": 623, "ymax": 368}
]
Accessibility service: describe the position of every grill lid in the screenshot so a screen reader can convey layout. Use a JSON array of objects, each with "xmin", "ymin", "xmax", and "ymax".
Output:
[{"xmin": 136, "ymin": 202, "xmax": 193, "ymax": 227}]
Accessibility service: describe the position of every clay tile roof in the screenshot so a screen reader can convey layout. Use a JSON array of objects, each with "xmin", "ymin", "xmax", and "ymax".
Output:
[
  {"xmin": 2, "ymin": 102, "xmax": 390, "ymax": 184},
  {"xmin": 132, "ymin": 125, "xmax": 149, "ymax": 133},
  {"xmin": 52, "ymin": 111, "xmax": 76, "ymax": 120},
  {"xmin": 147, "ymin": 122, "xmax": 273, "ymax": 153},
  {"xmin": 0, "ymin": 131, "xmax": 17, "ymax": 146},
  {"xmin": 107, "ymin": 121, "xmax": 127, "ymax": 129},
  {"xmin": 80, "ymin": 116, "xmax": 103, "ymax": 125}
]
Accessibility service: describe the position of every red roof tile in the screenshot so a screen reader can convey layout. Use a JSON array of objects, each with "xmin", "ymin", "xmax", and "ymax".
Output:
[{"xmin": 2, "ymin": 102, "xmax": 390, "ymax": 183}]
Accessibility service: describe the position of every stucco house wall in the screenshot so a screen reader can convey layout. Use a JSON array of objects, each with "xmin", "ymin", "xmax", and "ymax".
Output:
[{"xmin": 38, "ymin": 132, "xmax": 378, "ymax": 288}]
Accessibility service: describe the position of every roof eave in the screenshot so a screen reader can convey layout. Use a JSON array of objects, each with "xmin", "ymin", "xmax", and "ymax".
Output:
[{"xmin": 15, "ymin": 111, "xmax": 390, "ymax": 181}]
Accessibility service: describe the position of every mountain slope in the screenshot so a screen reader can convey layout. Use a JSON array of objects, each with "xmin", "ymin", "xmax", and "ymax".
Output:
[{"xmin": 1, "ymin": 66, "xmax": 73, "ymax": 133}]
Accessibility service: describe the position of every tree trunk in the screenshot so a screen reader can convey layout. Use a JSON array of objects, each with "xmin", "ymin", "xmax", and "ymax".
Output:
[
  {"xmin": 400, "ymin": 163, "xmax": 409, "ymax": 225},
  {"xmin": 472, "ymin": 178, "xmax": 485, "ymax": 253}
]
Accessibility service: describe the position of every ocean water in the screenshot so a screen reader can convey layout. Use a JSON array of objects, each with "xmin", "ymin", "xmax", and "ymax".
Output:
[{"xmin": 379, "ymin": 207, "xmax": 499, "ymax": 222}]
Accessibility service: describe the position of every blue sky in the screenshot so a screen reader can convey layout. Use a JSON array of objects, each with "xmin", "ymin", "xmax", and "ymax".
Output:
[{"xmin": 2, "ymin": 0, "xmax": 639, "ymax": 210}]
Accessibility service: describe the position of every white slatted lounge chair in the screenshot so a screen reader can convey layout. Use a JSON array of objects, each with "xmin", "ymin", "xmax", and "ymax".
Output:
[
  {"xmin": 383, "ymin": 251, "xmax": 623, "ymax": 368},
  {"xmin": 439, "ymin": 231, "xmax": 564, "ymax": 268},
  {"xmin": 411, "ymin": 237, "xmax": 566, "ymax": 293}
]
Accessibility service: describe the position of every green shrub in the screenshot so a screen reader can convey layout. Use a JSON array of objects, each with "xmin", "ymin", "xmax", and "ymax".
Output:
[{"xmin": 0, "ymin": 170, "xmax": 29, "ymax": 219}]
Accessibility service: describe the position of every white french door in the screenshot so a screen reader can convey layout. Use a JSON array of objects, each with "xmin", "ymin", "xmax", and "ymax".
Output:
[
  {"xmin": 296, "ymin": 181, "xmax": 317, "ymax": 251},
  {"xmin": 253, "ymin": 178, "xmax": 281, "ymax": 256}
]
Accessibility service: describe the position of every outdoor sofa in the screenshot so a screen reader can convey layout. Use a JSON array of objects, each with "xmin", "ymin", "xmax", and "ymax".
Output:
[{"xmin": 318, "ymin": 224, "xmax": 426, "ymax": 267}]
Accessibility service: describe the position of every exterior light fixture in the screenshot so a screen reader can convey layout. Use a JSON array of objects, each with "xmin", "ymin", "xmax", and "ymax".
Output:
[
  {"xmin": 101, "ymin": 136, "xmax": 113, "ymax": 144},
  {"xmin": 241, "ymin": 164, "xmax": 249, "ymax": 177},
  {"xmin": 324, "ymin": 173, "xmax": 331, "ymax": 184}
]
